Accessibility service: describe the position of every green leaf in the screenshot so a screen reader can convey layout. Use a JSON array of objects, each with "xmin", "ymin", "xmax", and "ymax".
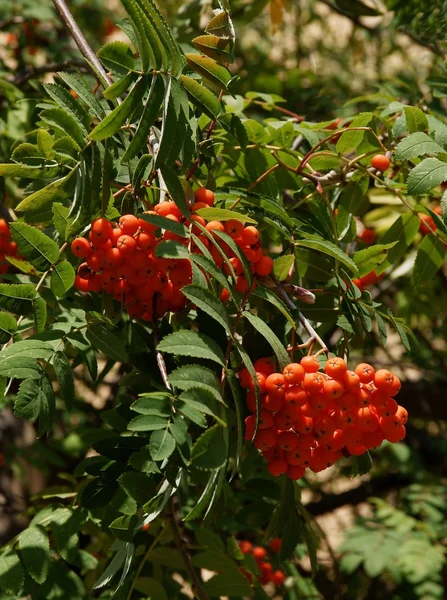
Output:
[
  {"xmin": 0, "ymin": 339, "xmax": 53, "ymax": 361},
  {"xmin": 53, "ymin": 351, "xmax": 75, "ymax": 411},
  {"xmin": 184, "ymin": 470, "xmax": 220, "ymax": 521},
  {"xmin": 185, "ymin": 54, "xmax": 232, "ymax": 91},
  {"xmin": 160, "ymin": 165, "xmax": 190, "ymax": 217},
  {"xmin": 169, "ymin": 365, "xmax": 223, "ymax": 404},
  {"xmin": 0, "ymin": 356, "xmax": 42, "ymax": 380},
  {"xmin": 16, "ymin": 169, "xmax": 76, "ymax": 213},
  {"xmin": 154, "ymin": 240, "xmax": 189, "ymax": 260},
  {"xmin": 158, "ymin": 331, "xmax": 225, "ymax": 366},
  {"xmin": 50, "ymin": 260, "xmax": 75, "ymax": 297},
  {"xmin": 169, "ymin": 414, "xmax": 191, "ymax": 463},
  {"xmin": 10, "ymin": 223, "xmax": 59, "ymax": 271},
  {"xmin": 156, "ymin": 77, "xmax": 190, "ymax": 168},
  {"xmin": 407, "ymin": 158, "xmax": 447, "ymax": 195},
  {"xmin": 252, "ymin": 287, "xmax": 295, "ymax": 326},
  {"xmin": 272, "ymin": 254, "xmax": 294, "ymax": 281},
  {"xmin": 80, "ymin": 478, "xmax": 119, "ymax": 510},
  {"xmin": 109, "ymin": 515, "xmax": 139, "ymax": 542},
  {"xmin": 192, "ymin": 34, "xmax": 233, "ymax": 64},
  {"xmin": 97, "ymin": 41, "xmax": 136, "ymax": 74},
  {"xmin": 139, "ymin": 213, "xmax": 189, "ymax": 237},
  {"xmin": 86, "ymin": 324, "xmax": 128, "ymax": 363},
  {"xmin": 413, "ymin": 234, "xmax": 446, "ymax": 287},
  {"xmin": 0, "ymin": 312, "xmax": 17, "ymax": 344},
  {"xmin": 196, "ymin": 207, "xmax": 256, "ymax": 224},
  {"xmin": 296, "ymin": 237, "xmax": 359, "ymax": 274},
  {"xmin": 404, "ymin": 106, "xmax": 428, "ymax": 134},
  {"xmin": 334, "ymin": 0, "xmax": 380, "ymax": 16},
  {"xmin": 92, "ymin": 540, "xmax": 128, "ymax": 589},
  {"xmin": 364, "ymin": 550, "xmax": 387, "ymax": 578},
  {"xmin": 58, "ymin": 72, "xmax": 105, "ymax": 120},
  {"xmin": 179, "ymin": 388, "xmax": 226, "ymax": 423},
  {"xmin": 203, "ymin": 573, "xmax": 251, "ymax": 597},
  {"xmin": 33, "ymin": 297, "xmax": 47, "ymax": 333},
  {"xmin": 336, "ymin": 113, "xmax": 373, "ymax": 153},
  {"xmin": 90, "ymin": 78, "xmax": 146, "ymax": 140},
  {"xmin": 179, "ymin": 75, "xmax": 222, "ymax": 120},
  {"xmin": 120, "ymin": 0, "xmax": 157, "ymax": 72},
  {"xmin": 43, "ymin": 83, "xmax": 91, "ymax": 131},
  {"xmin": 19, "ymin": 526, "xmax": 50, "ymax": 584},
  {"xmin": 40, "ymin": 108, "xmax": 85, "ymax": 147},
  {"xmin": 182, "ymin": 285, "xmax": 231, "ymax": 333},
  {"xmin": 102, "ymin": 72, "xmax": 139, "ymax": 101},
  {"xmin": 150, "ymin": 429, "xmax": 176, "ymax": 461},
  {"xmin": 377, "ymin": 213, "xmax": 420, "ymax": 273},
  {"xmin": 122, "ymin": 75, "xmax": 164, "ymax": 162},
  {"xmin": 0, "ymin": 551, "xmax": 24, "ymax": 596},
  {"xmin": 205, "ymin": 10, "xmax": 232, "ymax": 37},
  {"xmin": 353, "ymin": 243, "xmax": 397, "ymax": 277},
  {"xmin": 128, "ymin": 415, "xmax": 169, "ymax": 431},
  {"xmin": 131, "ymin": 393, "xmax": 172, "ymax": 416},
  {"xmin": 135, "ymin": 577, "xmax": 168, "ymax": 600},
  {"xmin": 243, "ymin": 311, "xmax": 290, "ymax": 370},
  {"xmin": 52, "ymin": 203, "xmax": 70, "ymax": 239},
  {"xmin": 0, "ymin": 162, "xmax": 59, "ymax": 179},
  {"xmin": 191, "ymin": 424, "xmax": 228, "ymax": 470},
  {"xmin": 394, "ymin": 132, "xmax": 445, "ymax": 160},
  {"xmin": 14, "ymin": 374, "xmax": 56, "ymax": 435}
]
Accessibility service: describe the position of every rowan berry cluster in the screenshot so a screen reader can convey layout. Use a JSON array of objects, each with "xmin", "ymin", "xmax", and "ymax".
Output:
[
  {"xmin": 238, "ymin": 539, "xmax": 286, "ymax": 587},
  {"xmin": 241, "ymin": 356, "xmax": 407, "ymax": 479},
  {"xmin": 0, "ymin": 219, "xmax": 22, "ymax": 275},
  {"xmin": 71, "ymin": 188, "xmax": 273, "ymax": 320}
]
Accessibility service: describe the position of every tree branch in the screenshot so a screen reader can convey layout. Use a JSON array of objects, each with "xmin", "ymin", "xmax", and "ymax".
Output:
[
  {"xmin": 10, "ymin": 59, "xmax": 89, "ymax": 86},
  {"xmin": 52, "ymin": 0, "xmax": 112, "ymax": 88}
]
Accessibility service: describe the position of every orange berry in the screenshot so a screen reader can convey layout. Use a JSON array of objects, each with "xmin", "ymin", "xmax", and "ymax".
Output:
[
  {"xmin": 254, "ymin": 357, "xmax": 276, "ymax": 376},
  {"xmin": 355, "ymin": 363, "xmax": 375, "ymax": 384},
  {"xmin": 74, "ymin": 275, "xmax": 90, "ymax": 293},
  {"xmin": 265, "ymin": 373, "xmax": 287, "ymax": 396},
  {"xmin": 374, "ymin": 369, "xmax": 396, "ymax": 394},
  {"xmin": 271, "ymin": 570, "xmax": 286, "ymax": 586},
  {"xmin": 324, "ymin": 357, "xmax": 348, "ymax": 379},
  {"xmin": 224, "ymin": 219, "xmax": 244, "ymax": 239},
  {"xmin": 195, "ymin": 188, "xmax": 215, "ymax": 206},
  {"xmin": 323, "ymin": 379, "xmax": 344, "ymax": 400},
  {"xmin": 220, "ymin": 288, "xmax": 230, "ymax": 303},
  {"xmin": 254, "ymin": 428, "xmax": 277, "ymax": 451},
  {"xmin": 360, "ymin": 228, "xmax": 375, "ymax": 245},
  {"xmin": 343, "ymin": 370, "xmax": 360, "ymax": 391},
  {"xmin": 238, "ymin": 540, "xmax": 252, "ymax": 554},
  {"xmin": 267, "ymin": 458, "xmax": 288, "ymax": 477},
  {"xmin": 259, "ymin": 409, "xmax": 274, "ymax": 429},
  {"xmin": 252, "ymin": 546, "xmax": 267, "ymax": 561},
  {"xmin": 396, "ymin": 405, "xmax": 408, "ymax": 424},
  {"xmin": 142, "ymin": 523, "xmax": 150, "ymax": 532},
  {"xmin": 284, "ymin": 385, "xmax": 307, "ymax": 407},
  {"xmin": 371, "ymin": 154, "xmax": 390, "ymax": 172},
  {"xmin": 287, "ymin": 464, "xmax": 305, "ymax": 480},
  {"xmin": 283, "ymin": 363, "xmax": 305, "ymax": 385},
  {"xmin": 119, "ymin": 214, "xmax": 139, "ymax": 235},
  {"xmin": 254, "ymin": 256, "xmax": 273, "ymax": 277},
  {"xmin": 263, "ymin": 393, "xmax": 284, "ymax": 414},
  {"xmin": 346, "ymin": 444, "xmax": 367, "ymax": 456},
  {"xmin": 300, "ymin": 355, "xmax": 320, "ymax": 373},
  {"xmin": 242, "ymin": 226, "xmax": 260, "ymax": 246},
  {"xmin": 303, "ymin": 372, "xmax": 324, "ymax": 393},
  {"xmin": 234, "ymin": 275, "xmax": 248, "ymax": 293},
  {"xmin": 277, "ymin": 431, "xmax": 299, "ymax": 451},
  {"xmin": 71, "ymin": 237, "xmax": 91, "ymax": 258}
]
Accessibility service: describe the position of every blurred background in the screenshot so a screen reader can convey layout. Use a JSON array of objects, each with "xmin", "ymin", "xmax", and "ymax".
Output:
[{"xmin": 0, "ymin": 1, "xmax": 446, "ymax": 599}]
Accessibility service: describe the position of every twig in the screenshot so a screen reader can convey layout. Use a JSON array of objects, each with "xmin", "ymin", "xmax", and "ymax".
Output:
[
  {"xmin": 52, "ymin": 0, "xmax": 112, "ymax": 89},
  {"xmin": 170, "ymin": 503, "xmax": 210, "ymax": 600},
  {"xmin": 273, "ymin": 279, "xmax": 328, "ymax": 354},
  {"xmin": 10, "ymin": 59, "xmax": 89, "ymax": 86}
]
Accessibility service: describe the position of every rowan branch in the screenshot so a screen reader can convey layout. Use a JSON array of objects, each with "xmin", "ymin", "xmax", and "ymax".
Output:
[{"xmin": 10, "ymin": 59, "xmax": 89, "ymax": 86}]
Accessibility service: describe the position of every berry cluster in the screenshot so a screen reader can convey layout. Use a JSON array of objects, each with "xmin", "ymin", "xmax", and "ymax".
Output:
[
  {"xmin": 241, "ymin": 356, "xmax": 407, "ymax": 479},
  {"xmin": 0, "ymin": 219, "xmax": 22, "ymax": 275},
  {"xmin": 71, "ymin": 189, "xmax": 273, "ymax": 320},
  {"xmin": 238, "ymin": 539, "xmax": 285, "ymax": 586}
]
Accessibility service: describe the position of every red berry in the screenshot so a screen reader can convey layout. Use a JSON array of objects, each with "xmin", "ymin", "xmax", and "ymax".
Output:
[
  {"xmin": 252, "ymin": 546, "xmax": 267, "ymax": 561},
  {"xmin": 267, "ymin": 458, "xmax": 288, "ymax": 477},
  {"xmin": 360, "ymin": 228, "xmax": 375, "ymax": 245},
  {"xmin": 254, "ymin": 256, "xmax": 273, "ymax": 277},
  {"xmin": 238, "ymin": 540, "xmax": 252, "ymax": 554},
  {"xmin": 242, "ymin": 226, "xmax": 260, "ymax": 246},
  {"xmin": 300, "ymin": 355, "xmax": 320, "ymax": 373},
  {"xmin": 119, "ymin": 214, "xmax": 139, "ymax": 235},
  {"xmin": 224, "ymin": 219, "xmax": 244, "ymax": 239},
  {"xmin": 271, "ymin": 570, "xmax": 286, "ymax": 586},
  {"xmin": 371, "ymin": 154, "xmax": 390, "ymax": 172},
  {"xmin": 71, "ymin": 237, "xmax": 91, "ymax": 258},
  {"xmin": 195, "ymin": 188, "xmax": 215, "ymax": 206}
]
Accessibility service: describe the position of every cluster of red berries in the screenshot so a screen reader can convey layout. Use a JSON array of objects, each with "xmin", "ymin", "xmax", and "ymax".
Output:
[
  {"xmin": 241, "ymin": 355, "xmax": 407, "ymax": 479},
  {"xmin": 238, "ymin": 539, "xmax": 285, "ymax": 586},
  {"xmin": 0, "ymin": 219, "xmax": 22, "ymax": 275},
  {"xmin": 71, "ymin": 188, "xmax": 273, "ymax": 320}
]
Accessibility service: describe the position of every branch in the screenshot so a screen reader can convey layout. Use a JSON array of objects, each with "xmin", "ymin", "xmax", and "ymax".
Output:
[
  {"xmin": 152, "ymin": 295, "xmax": 171, "ymax": 391},
  {"xmin": 273, "ymin": 279, "xmax": 328, "ymax": 353},
  {"xmin": 52, "ymin": 0, "xmax": 112, "ymax": 88},
  {"xmin": 170, "ymin": 504, "xmax": 210, "ymax": 600},
  {"xmin": 10, "ymin": 59, "xmax": 89, "ymax": 86}
]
